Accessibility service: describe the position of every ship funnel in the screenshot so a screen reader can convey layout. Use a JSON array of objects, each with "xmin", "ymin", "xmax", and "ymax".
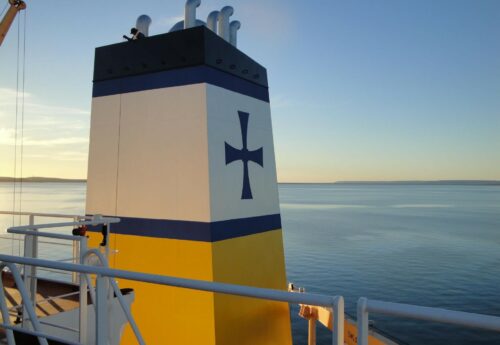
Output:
[
  {"xmin": 229, "ymin": 20, "xmax": 240, "ymax": 47},
  {"xmin": 207, "ymin": 11, "xmax": 219, "ymax": 33},
  {"xmin": 185, "ymin": 0, "xmax": 201, "ymax": 29},
  {"xmin": 217, "ymin": 6, "xmax": 233, "ymax": 41},
  {"xmin": 89, "ymin": 11, "xmax": 289, "ymax": 343},
  {"xmin": 136, "ymin": 15, "xmax": 152, "ymax": 37}
]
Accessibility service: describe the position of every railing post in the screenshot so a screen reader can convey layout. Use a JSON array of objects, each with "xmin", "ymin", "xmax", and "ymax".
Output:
[
  {"xmin": 95, "ymin": 274, "xmax": 108, "ymax": 345},
  {"xmin": 8, "ymin": 263, "xmax": 48, "ymax": 345},
  {"xmin": 332, "ymin": 296, "xmax": 344, "ymax": 345},
  {"xmin": 72, "ymin": 216, "xmax": 80, "ymax": 284},
  {"xmin": 357, "ymin": 297, "xmax": 369, "ymax": 345},
  {"xmin": 22, "ymin": 214, "xmax": 37, "ymax": 328},
  {"xmin": 104, "ymin": 222, "xmax": 110, "ymax": 263},
  {"xmin": 104, "ymin": 222, "xmax": 113, "ymax": 300},
  {"xmin": 308, "ymin": 318, "xmax": 316, "ymax": 345},
  {"xmin": 0, "ymin": 265, "xmax": 16, "ymax": 345},
  {"xmin": 79, "ymin": 236, "xmax": 88, "ymax": 344}
]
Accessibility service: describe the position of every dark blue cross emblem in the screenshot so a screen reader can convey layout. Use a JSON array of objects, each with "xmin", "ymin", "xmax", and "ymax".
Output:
[{"xmin": 225, "ymin": 111, "xmax": 263, "ymax": 199}]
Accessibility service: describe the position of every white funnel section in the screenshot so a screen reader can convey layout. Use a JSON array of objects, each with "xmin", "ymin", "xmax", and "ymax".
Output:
[
  {"xmin": 185, "ymin": 0, "xmax": 201, "ymax": 29},
  {"xmin": 229, "ymin": 20, "xmax": 240, "ymax": 47},
  {"xmin": 207, "ymin": 11, "xmax": 219, "ymax": 33},
  {"xmin": 136, "ymin": 15, "xmax": 152, "ymax": 36},
  {"xmin": 217, "ymin": 6, "xmax": 234, "ymax": 41}
]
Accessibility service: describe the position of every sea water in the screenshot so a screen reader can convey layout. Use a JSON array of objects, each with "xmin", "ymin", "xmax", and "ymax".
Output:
[{"xmin": 0, "ymin": 182, "xmax": 499, "ymax": 345}]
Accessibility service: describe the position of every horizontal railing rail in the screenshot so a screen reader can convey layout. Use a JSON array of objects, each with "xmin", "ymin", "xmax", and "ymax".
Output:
[
  {"xmin": 7, "ymin": 217, "xmax": 120, "ymax": 232},
  {"xmin": 357, "ymin": 297, "xmax": 500, "ymax": 345},
  {"xmin": 0, "ymin": 211, "xmax": 84, "ymax": 219},
  {"xmin": 0, "ymin": 255, "xmax": 341, "ymax": 306},
  {"xmin": 7, "ymin": 229, "xmax": 85, "ymax": 241},
  {"xmin": 0, "ymin": 253, "xmax": 345, "ymax": 345}
]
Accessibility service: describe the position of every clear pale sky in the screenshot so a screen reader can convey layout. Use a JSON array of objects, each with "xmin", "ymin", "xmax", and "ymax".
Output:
[{"xmin": 0, "ymin": 0, "xmax": 499, "ymax": 182}]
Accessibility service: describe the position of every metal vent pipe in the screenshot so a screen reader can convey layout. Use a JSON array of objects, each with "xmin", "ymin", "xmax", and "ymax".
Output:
[
  {"xmin": 229, "ymin": 20, "xmax": 240, "ymax": 47},
  {"xmin": 217, "ymin": 6, "xmax": 234, "ymax": 41},
  {"xmin": 207, "ymin": 11, "xmax": 219, "ymax": 33},
  {"xmin": 136, "ymin": 15, "xmax": 152, "ymax": 37},
  {"xmin": 185, "ymin": 0, "xmax": 201, "ymax": 29}
]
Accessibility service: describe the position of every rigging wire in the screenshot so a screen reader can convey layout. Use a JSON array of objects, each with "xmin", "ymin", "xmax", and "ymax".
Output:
[
  {"xmin": 19, "ymin": 9, "xmax": 26, "ymax": 223},
  {"xmin": 10, "ymin": 6, "xmax": 27, "ymax": 255},
  {"xmin": 17, "ymin": 9, "xmax": 27, "ymax": 256},
  {"xmin": 11, "ymin": 10, "xmax": 21, "ymax": 254}
]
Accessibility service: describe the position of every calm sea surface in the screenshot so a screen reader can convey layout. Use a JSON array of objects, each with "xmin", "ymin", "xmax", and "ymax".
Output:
[{"xmin": 1, "ymin": 182, "xmax": 500, "ymax": 345}]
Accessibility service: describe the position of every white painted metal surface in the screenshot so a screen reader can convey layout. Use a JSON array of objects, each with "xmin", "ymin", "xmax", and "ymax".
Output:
[
  {"xmin": 86, "ymin": 94, "xmax": 121, "ymax": 216},
  {"xmin": 87, "ymin": 85, "xmax": 211, "ymax": 221},
  {"xmin": 206, "ymin": 84, "xmax": 280, "ymax": 221},
  {"xmin": 88, "ymin": 83, "xmax": 281, "ymax": 223},
  {"xmin": 79, "ymin": 236, "xmax": 88, "ymax": 344},
  {"xmin": 95, "ymin": 274, "xmax": 108, "ymax": 345},
  {"xmin": 22, "ymin": 214, "xmax": 36, "ymax": 328}
]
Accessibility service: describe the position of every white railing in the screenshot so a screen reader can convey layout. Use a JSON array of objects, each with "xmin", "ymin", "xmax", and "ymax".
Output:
[
  {"xmin": 357, "ymin": 297, "xmax": 500, "ymax": 345},
  {"xmin": 0, "ymin": 254, "xmax": 345, "ymax": 345},
  {"xmin": 0, "ymin": 211, "xmax": 86, "ymax": 283},
  {"xmin": 2, "ymin": 213, "xmax": 500, "ymax": 345},
  {"xmin": 3, "ymin": 215, "xmax": 126, "ymax": 344}
]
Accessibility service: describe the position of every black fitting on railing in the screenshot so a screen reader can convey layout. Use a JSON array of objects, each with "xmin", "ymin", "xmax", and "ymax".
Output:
[
  {"xmin": 100, "ymin": 224, "xmax": 108, "ymax": 247},
  {"xmin": 72, "ymin": 225, "xmax": 88, "ymax": 237}
]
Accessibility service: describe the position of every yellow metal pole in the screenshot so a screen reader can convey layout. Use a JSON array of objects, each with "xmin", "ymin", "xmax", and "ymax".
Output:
[
  {"xmin": 308, "ymin": 318, "xmax": 317, "ymax": 345},
  {"xmin": 0, "ymin": 0, "xmax": 26, "ymax": 47}
]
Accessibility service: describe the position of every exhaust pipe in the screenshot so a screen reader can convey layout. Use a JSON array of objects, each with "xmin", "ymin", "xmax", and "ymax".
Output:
[
  {"xmin": 217, "ymin": 6, "xmax": 234, "ymax": 41},
  {"xmin": 136, "ymin": 15, "xmax": 152, "ymax": 37},
  {"xmin": 229, "ymin": 20, "xmax": 240, "ymax": 47},
  {"xmin": 207, "ymin": 11, "xmax": 219, "ymax": 33},
  {"xmin": 185, "ymin": 0, "xmax": 201, "ymax": 29}
]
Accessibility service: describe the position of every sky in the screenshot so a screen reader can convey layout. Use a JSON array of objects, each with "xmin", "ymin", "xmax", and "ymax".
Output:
[{"xmin": 0, "ymin": 0, "xmax": 499, "ymax": 182}]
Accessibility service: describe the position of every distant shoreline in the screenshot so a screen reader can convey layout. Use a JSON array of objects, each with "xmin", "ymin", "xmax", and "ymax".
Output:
[
  {"xmin": 1, "ymin": 177, "xmax": 499, "ymax": 186},
  {"xmin": 0, "ymin": 177, "xmax": 86, "ymax": 183},
  {"xmin": 286, "ymin": 180, "xmax": 500, "ymax": 186}
]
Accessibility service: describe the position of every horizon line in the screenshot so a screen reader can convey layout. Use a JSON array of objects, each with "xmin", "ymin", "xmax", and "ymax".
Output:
[{"xmin": 0, "ymin": 176, "xmax": 499, "ymax": 185}]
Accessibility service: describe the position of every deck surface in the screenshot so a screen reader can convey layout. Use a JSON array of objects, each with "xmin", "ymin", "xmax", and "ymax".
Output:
[{"xmin": 0, "ymin": 271, "xmax": 81, "ymax": 341}]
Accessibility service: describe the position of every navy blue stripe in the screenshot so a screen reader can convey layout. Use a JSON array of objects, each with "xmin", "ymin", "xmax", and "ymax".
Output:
[
  {"xmin": 92, "ymin": 65, "xmax": 269, "ymax": 103},
  {"xmin": 87, "ymin": 214, "xmax": 281, "ymax": 242}
]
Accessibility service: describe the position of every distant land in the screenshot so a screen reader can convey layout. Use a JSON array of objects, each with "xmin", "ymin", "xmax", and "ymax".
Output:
[
  {"xmin": 1, "ymin": 177, "xmax": 499, "ymax": 185},
  {"xmin": 0, "ymin": 177, "xmax": 86, "ymax": 183},
  {"xmin": 330, "ymin": 180, "xmax": 500, "ymax": 186}
]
